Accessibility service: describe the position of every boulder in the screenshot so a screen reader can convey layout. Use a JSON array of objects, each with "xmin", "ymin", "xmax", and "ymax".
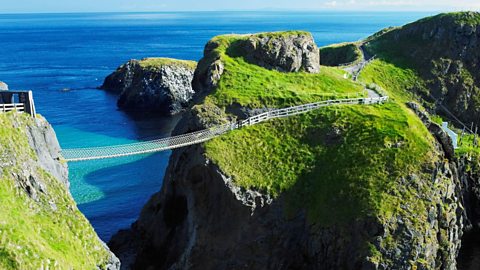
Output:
[
  {"xmin": 101, "ymin": 58, "xmax": 197, "ymax": 115},
  {"xmin": 242, "ymin": 31, "xmax": 320, "ymax": 73}
]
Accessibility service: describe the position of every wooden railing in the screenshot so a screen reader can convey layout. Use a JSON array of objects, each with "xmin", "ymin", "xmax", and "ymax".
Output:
[
  {"xmin": 0, "ymin": 90, "xmax": 36, "ymax": 117},
  {"xmin": 0, "ymin": 103, "xmax": 26, "ymax": 113}
]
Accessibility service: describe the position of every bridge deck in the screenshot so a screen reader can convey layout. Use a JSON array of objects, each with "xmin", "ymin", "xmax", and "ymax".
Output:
[{"xmin": 62, "ymin": 96, "xmax": 388, "ymax": 162}]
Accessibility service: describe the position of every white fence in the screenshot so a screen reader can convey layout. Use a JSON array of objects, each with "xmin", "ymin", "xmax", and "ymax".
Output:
[{"xmin": 0, "ymin": 103, "xmax": 25, "ymax": 113}]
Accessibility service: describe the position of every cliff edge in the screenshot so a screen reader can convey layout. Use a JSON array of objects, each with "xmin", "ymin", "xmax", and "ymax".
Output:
[
  {"xmin": 110, "ymin": 30, "xmax": 467, "ymax": 270},
  {"xmin": 0, "ymin": 112, "xmax": 119, "ymax": 269}
]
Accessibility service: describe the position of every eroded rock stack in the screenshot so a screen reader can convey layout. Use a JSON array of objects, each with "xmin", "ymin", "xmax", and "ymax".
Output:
[{"xmin": 101, "ymin": 58, "xmax": 197, "ymax": 115}]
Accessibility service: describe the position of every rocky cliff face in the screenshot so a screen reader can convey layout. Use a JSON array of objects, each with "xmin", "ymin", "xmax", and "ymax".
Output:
[
  {"xmin": 241, "ymin": 31, "xmax": 320, "ymax": 73},
  {"xmin": 101, "ymin": 58, "xmax": 197, "ymax": 115},
  {"xmin": 192, "ymin": 40, "xmax": 226, "ymax": 96},
  {"xmin": 366, "ymin": 12, "xmax": 480, "ymax": 126},
  {"xmin": 0, "ymin": 113, "xmax": 119, "ymax": 269},
  {"xmin": 108, "ymin": 30, "xmax": 473, "ymax": 270},
  {"xmin": 25, "ymin": 116, "xmax": 69, "ymax": 186},
  {"xmin": 110, "ymin": 110, "xmax": 465, "ymax": 270}
]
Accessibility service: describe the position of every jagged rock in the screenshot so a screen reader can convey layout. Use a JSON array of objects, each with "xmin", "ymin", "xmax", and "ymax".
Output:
[
  {"xmin": 101, "ymin": 58, "xmax": 197, "ymax": 115},
  {"xmin": 242, "ymin": 32, "xmax": 320, "ymax": 73},
  {"xmin": 192, "ymin": 40, "xmax": 225, "ymax": 95},
  {"xmin": 0, "ymin": 81, "xmax": 8, "ymax": 90},
  {"xmin": 26, "ymin": 117, "xmax": 69, "ymax": 186}
]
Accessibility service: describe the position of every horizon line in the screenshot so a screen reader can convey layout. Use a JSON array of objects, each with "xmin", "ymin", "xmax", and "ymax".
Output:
[{"xmin": 0, "ymin": 9, "xmax": 473, "ymax": 15}]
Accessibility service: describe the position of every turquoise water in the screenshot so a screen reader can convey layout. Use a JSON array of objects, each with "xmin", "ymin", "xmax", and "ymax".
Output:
[{"xmin": 0, "ymin": 11, "xmax": 435, "ymax": 241}]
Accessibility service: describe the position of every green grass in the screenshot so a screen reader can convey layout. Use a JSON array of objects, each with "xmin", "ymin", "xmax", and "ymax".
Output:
[
  {"xmin": 364, "ymin": 12, "xmax": 480, "ymax": 73},
  {"xmin": 0, "ymin": 113, "xmax": 111, "ymax": 269},
  {"xmin": 418, "ymin": 11, "xmax": 480, "ymax": 26},
  {"xmin": 196, "ymin": 32, "xmax": 438, "ymax": 226},
  {"xmin": 205, "ymin": 101, "xmax": 436, "ymax": 224},
  {"xmin": 320, "ymin": 43, "xmax": 362, "ymax": 66},
  {"xmin": 202, "ymin": 34, "xmax": 365, "ymax": 109},
  {"xmin": 358, "ymin": 59, "xmax": 429, "ymax": 103},
  {"xmin": 138, "ymin": 57, "xmax": 197, "ymax": 70},
  {"xmin": 192, "ymin": 31, "xmax": 455, "ymax": 264},
  {"xmin": 254, "ymin": 30, "xmax": 311, "ymax": 39}
]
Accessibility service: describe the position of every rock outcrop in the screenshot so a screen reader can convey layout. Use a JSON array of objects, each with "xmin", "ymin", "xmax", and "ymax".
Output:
[
  {"xmin": 110, "ymin": 108, "xmax": 466, "ymax": 270},
  {"xmin": 242, "ymin": 31, "xmax": 320, "ymax": 73},
  {"xmin": 0, "ymin": 113, "xmax": 120, "ymax": 269},
  {"xmin": 109, "ymin": 29, "xmax": 471, "ymax": 270},
  {"xmin": 0, "ymin": 81, "xmax": 8, "ymax": 90},
  {"xmin": 25, "ymin": 116, "xmax": 69, "ymax": 186},
  {"xmin": 366, "ymin": 12, "xmax": 480, "ymax": 126},
  {"xmin": 101, "ymin": 58, "xmax": 197, "ymax": 115},
  {"xmin": 192, "ymin": 40, "xmax": 226, "ymax": 96},
  {"xmin": 192, "ymin": 31, "xmax": 320, "ymax": 98}
]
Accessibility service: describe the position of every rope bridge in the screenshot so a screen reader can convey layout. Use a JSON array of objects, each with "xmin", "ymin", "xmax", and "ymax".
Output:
[{"xmin": 62, "ymin": 96, "xmax": 388, "ymax": 162}]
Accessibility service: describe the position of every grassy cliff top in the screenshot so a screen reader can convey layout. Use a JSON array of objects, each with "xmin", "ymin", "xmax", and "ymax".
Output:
[
  {"xmin": 200, "ymin": 33, "xmax": 365, "ymax": 109},
  {"xmin": 364, "ymin": 11, "xmax": 480, "ymax": 71},
  {"xmin": 0, "ymin": 113, "xmax": 112, "ymax": 269},
  {"xmin": 418, "ymin": 11, "xmax": 480, "ymax": 25},
  {"xmin": 138, "ymin": 57, "xmax": 197, "ymax": 70},
  {"xmin": 253, "ymin": 30, "xmax": 312, "ymax": 38},
  {"xmin": 196, "ymin": 31, "xmax": 438, "ymax": 227}
]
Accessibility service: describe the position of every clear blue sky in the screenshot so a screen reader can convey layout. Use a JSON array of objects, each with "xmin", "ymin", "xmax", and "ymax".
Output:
[{"xmin": 1, "ymin": 0, "xmax": 478, "ymax": 13}]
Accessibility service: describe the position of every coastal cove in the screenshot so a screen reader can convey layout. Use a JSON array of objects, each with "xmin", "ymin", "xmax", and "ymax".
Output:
[{"xmin": 0, "ymin": 11, "xmax": 437, "ymax": 243}]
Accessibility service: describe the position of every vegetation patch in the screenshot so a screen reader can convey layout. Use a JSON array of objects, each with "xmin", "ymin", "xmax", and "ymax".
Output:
[
  {"xmin": 0, "ymin": 113, "xmax": 111, "ymax": 269},
  {"xmin": 139, "ymin": 57, "xmax": 197, "ymax": 70},
  {"xmin": 320, "ymin": 43, "xmax": 362, "ymax": 66},
  {"xmin": 202, "ymin": 34, "xmax": 365, "ymax": 109},
  {"xmin": 205, "ymin": 102, "xmax": 436, "ymax": 224}
]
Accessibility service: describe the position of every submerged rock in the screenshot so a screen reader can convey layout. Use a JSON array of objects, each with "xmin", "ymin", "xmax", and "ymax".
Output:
[{"xmin": 101, "ymin": 58, "xmax": 197, "ymax": 115}]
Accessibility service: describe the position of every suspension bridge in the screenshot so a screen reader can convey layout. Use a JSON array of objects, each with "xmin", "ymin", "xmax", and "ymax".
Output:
[{"xmin": 61, "ymin": 95, "xmax": 389, "ymax": 162}]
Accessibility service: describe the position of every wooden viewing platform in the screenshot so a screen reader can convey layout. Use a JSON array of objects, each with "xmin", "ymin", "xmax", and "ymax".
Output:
[{"xmin": 0, "ymin": 90, "xmax": 36, "ymax": 117}]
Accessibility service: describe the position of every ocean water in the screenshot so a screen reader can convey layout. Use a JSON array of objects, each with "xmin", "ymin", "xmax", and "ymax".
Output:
[{"xmin": 0, "ymin": 11, "xmax": 436, "ymax": 242}]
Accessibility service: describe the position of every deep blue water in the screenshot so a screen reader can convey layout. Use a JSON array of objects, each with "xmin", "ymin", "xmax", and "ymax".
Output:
[{"xmin": 0, "ymin": 11, "xmax": 436, "ymax": 241}]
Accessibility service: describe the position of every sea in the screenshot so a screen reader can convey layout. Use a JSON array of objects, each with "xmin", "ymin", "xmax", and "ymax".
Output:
[{"xmin": 3, "ymin": 10, "xmax": 475, "ymax": 268}]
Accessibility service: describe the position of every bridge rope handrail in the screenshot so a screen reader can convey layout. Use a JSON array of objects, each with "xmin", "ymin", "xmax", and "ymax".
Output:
[{"xmin": 62, "ymin": 96, "xmax": 388, "ymax": 162}]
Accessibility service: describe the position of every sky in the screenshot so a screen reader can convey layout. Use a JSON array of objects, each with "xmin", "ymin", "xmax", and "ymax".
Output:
[{"xmin": 0, "ymin": 0, "xmax": 479, "ymax": 13}]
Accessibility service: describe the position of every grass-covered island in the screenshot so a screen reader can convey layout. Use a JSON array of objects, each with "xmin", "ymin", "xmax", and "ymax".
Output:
[{"xmin": 110, "ymin": 12, "xmax": 480, "ymax": 270}]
